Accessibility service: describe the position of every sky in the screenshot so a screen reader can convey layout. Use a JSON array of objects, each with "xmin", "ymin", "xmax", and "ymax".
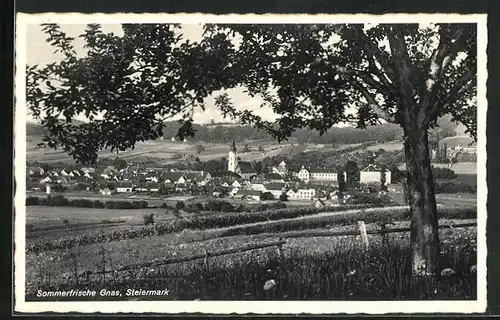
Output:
[{"xmin": 25, "ymin": 23, "xmax": 276, "ymax": 124}]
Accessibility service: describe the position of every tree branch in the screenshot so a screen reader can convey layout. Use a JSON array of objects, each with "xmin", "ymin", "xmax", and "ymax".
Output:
[
  {"xmin": 431, "ymin": 70, "xmax": 476, "ymax": 118},
  {"xmin": 354, "ymin": 27, "xmax": 397, "ymax": 84},
  {"xmin": 354, "ymin": 81, "xmax": 395, "ymax": 123}
]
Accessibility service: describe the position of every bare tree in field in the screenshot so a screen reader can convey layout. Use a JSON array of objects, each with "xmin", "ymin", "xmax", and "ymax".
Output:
[{"xmin": 27, "ymin": 23, "xmax": 476, "ymax": 279}]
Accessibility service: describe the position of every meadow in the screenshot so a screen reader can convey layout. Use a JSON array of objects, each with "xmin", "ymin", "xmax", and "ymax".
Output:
[
  {"xmin": 25, "ymin": 203, "xmax": 477, "ymax": 301},
  {"xmin": 26, "ymin": 223, "xmax": 477, "ymax": 301},
  {"xmin": 27, "ymin": 138, "xmax": 297, "ymax": 165},
  {"xmin": 27, "ymin": 135, "xmax": 404, "ymax": 167}
]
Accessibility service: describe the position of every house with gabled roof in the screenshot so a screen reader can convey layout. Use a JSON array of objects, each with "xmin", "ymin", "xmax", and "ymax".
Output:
[
  {"xmin": 297, "ymin": 165, "xmax": 341, "ymax": 183},
  {"xmin": 263, "ymin": 182, "xmax": 287, "ymax": 199},
  {"xmin": 116, "ymin": 182, "xmax": 134, "ymax": 193},
  {"xmin": 360, "ymin": 164, "xmax": 391, "ymax": 185},
  {"xmin": 39, "ymin": 176, "xmax": 52, "ymax": 184},
  {"xmin": 100, "ymin": 187, "xmax": 114, "ymax": 196},
  {"xmin": 231, "ymin": 179, "xmax": 245, "ymax": 188},
  {"xmin": 211, "ymin": 170, "xmax": 242, "ymax": 180},
  {"xmin": 235, "ymin": 189, "xmax": 261, "ymax": 201},
  {"xmin": 287, "ymin": 187, "xmax": 316, "ymax": 201},
  {"xmin": 263, "ymin": 172, "xmax": 286, "ymax": 182},
  {"xmin": 163, "ymin": 172, "xmax": 187, "ymax": 184},
  {"xmin": 251, "ymin": 180, "xmax": 268, "ymax": 192},
  {"xmin": 272, "ymin": 161, "xmax": 289, "ymax": 177},
  {"xmin": 27, "ymin": 167, "xmax": 45, "ymax": 176},
  {"xmin": 148, "ymin": 182, "xmax": 161, "ymax": 193}
]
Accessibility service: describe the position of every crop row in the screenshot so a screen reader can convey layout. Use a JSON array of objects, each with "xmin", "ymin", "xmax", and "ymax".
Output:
[
  {"xmin": 28, "ymin": 204, "xmax": 378, "ymax": 253},
  {"xmin": 27, "ymin": 205, "xmax": 476, "ymax": 254}
]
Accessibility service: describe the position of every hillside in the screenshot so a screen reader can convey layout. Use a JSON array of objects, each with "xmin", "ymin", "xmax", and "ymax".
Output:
[{"xmin": 25, "ymin": 115, "xmax": 471, "ymax": 166}]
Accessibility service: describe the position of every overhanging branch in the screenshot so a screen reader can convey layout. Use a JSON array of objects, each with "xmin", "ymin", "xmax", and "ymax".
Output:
[
  {"xmin": 354, "ymin": 82, "xmax": 395, "ymax": 123},
  {"xmin": 430, "ymin": 70, "xmax": 476, "ymax": 117}
]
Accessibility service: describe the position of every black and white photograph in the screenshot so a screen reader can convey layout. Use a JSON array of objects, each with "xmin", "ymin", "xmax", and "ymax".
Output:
[{"xmin": 14, "ymin": 13, "xmax": 487, "ymax": 314}]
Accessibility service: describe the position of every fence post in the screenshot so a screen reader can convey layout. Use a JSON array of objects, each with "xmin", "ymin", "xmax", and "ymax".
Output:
[
  {"xmin": 204, "ymin": 250, "xmax": 210, "ymax": 270},
  {"xmin": 276, "ymin": 238, "xmax": 284, "ymax": 259},
  {"xmin": 358, "ymin": 221, "xmax": 369, "ymax": 250},
  {"xmin": 380, "ymin": 223, "xmax": 387, "ymax": 247}
]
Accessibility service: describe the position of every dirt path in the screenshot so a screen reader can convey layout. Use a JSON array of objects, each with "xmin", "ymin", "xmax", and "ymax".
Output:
[{"xmin": 200, "ymin": 205, "xmax": 410, "ymax": 235}]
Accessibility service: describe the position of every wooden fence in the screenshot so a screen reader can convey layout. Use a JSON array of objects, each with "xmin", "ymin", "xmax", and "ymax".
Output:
[{"xmin": 95, "ymin": 221, "xmax": 476, "ymax": 275}]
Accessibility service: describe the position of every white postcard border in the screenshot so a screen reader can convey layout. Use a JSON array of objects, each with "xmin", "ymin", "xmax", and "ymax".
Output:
[{"xmin": 14, "ymin": 12, "xmax": 488, "ymax": 314}]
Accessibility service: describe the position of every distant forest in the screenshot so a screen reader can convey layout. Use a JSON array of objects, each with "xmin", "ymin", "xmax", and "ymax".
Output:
[
  {"xmin": 27, "ymin": 115, "xmax": 461, "ymax": 146},
  {"xmin": 161, "ymin": 122, "xmax": 404, "ymax": 145}
]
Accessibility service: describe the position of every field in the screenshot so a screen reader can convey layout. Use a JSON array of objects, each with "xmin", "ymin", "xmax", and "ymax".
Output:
[
  {"xmin": 25, "ymin": 203, "xmax": 477, "ymax": 301},
  {"xmin": 27, "ymin": 135, "xmax": 408, "ymax": 167},
  {"xmin": 27, "ymin": 138, "xmax": 310, "ymax": 165},
  {"xmin": 26, "ymin": 206, "xmax": 179, "ymax": 227},
  {"xmin": 365, "ymin": 140, "xmax": 404, "ymax": 152}
]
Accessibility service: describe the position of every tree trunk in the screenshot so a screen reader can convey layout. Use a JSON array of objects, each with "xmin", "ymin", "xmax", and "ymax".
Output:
[{"xmin": 403, "ymin": 122, "xmax": 440, "ymax": 278}]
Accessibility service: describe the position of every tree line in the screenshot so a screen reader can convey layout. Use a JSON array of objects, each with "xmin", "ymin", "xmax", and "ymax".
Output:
[{"xmin": 160, "ymin": 121, "xmax": 403, "ymax": 145}]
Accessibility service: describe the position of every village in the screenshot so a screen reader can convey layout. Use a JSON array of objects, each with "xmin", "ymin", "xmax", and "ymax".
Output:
[{"xmin": 26, "ymin": 139, "xmax": 396, "ymax": 208}]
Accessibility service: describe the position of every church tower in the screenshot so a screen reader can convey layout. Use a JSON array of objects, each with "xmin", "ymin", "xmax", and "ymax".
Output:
[{"xmin": 228, "ymin": 139, "xmax": 237, "ymax": 172}]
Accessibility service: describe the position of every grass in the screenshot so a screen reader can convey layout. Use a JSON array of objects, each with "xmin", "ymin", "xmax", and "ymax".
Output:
[
  {"xmin": 26, "ymin": 206, "xmax": 476, "ymax": 253},
  {"xmin": 26, "ymin": 226, "xmax": 477, "ymax": 301},
  {"xmin": 434, "ymin": 162, "xmax": 477, "ymax": 175},
  {"xmin": 25, "ymin": 218, "xmax": 476, "ymax": 285},
  {"xmin": 27, "ymin": 139, "xmax": 294, "ymax": 166},
  {"xmin": 365, "ymin": 140, "xmax": 404, "ymax": 152},
  {"xmin": 26, "ymin": 206, "xmax": 182, "ymax": 228}
]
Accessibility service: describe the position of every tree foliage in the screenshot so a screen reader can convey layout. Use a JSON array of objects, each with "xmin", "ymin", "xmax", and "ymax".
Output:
[{"xmin": 27, "ymin": 22, "xmax": 477, "ymax": 277}]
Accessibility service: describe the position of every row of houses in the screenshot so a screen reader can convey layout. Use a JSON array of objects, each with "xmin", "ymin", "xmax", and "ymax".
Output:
[{"xmin": 228, "ymin": 142, "xmax": 391, "ymax": 185}]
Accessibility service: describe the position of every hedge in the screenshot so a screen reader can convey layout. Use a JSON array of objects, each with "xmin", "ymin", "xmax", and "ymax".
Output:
[
  {"xmin": 435, "ymin": 182, "xmax": 476, "ymax": 194},
  {"xmin": 26, "ymin": 195, "xmax": 148, "ymax": 209},
  {"xmin": 27, "ymin": 205, "xmax": 476, "ymax": 254},
  {"xmin": 26, "ymin": 204, "xmax": 380, "ymax": 253}
]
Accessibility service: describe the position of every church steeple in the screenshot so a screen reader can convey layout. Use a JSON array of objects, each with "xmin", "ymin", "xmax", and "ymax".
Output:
[{"xmin": 228, "ymin": 139, "xmax": 237, "ymax": 172}]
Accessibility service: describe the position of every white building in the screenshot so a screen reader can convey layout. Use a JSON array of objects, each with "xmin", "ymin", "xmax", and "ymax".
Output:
[
  {"xmin": 116, "ymin": 182, "xmax": 134, "ymax": 193},
  {"xmin": 310, "ymin": 171, "xmax": 338, "ymax": 181},
  {"xmin": 251, "ymin": 181, "xmax": 267, "ymax": 192},
  {"xmin": 272, "ymin": 161, "xmax": 288, "ymax": 177},
  {"xmin": 297, "ymin": 166, "xmax": 311, "ymax": 181},
  {"xmin": 287, "ymin": 188, "xmax": 316, "ymax": 201},
  {"xmin": 297, "ymin": 166, "xmax": 343, "ymax": 182},
  {"xmin": 359, "ymin": 164, "xmax": 392, "ymax": 185},
  {"xmin": 100, "ymin": 188, "xmax": 113, "ymax": 196}
]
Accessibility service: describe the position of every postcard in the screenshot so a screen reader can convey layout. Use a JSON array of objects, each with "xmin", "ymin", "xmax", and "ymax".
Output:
[{"xmin": 14, "ymin": 12, "xmax": 487, "ymax": 314}]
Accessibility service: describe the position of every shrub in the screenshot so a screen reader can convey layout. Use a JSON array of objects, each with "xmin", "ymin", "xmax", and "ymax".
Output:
[
  {"xmin": 185, "ymin": 203, "xmax": 203, "ymax": 214},
  {"xmin": 432, "ymin": 167, "xmax": 458, "ymax": 180},
  {"xmin": 348, "ymin": 193, "xmax": 394, "ymax": 207},
  {"xmin": 435, "ymin": 182, "xmax": 476, "ymax": 194},
  {"xmin": 26, "ymin": 196, "xmax": 40, "ymax": 206},
  {"xmin": 204, "ymin": 200, "xmax": 235, "ymax": 212},
  {"xmin": 176, "ymin": 201, "xmax": 185, "ymax": 210},
  {"xmin": 457, "ymin": 153, "xmax": 477, "ymax": 162},
  {"xmin": 279, "ymin": 193, "xmax": 288, "ymax": 201},
  {"xmin": 143, "ymin": 213, "xmax": 155, "ymax": 225},
  {"xmin": 260, "ymin": 192, "xmax": 275, "ymax": 201},
  {"xmin": 93, "ymin": 200, "xmax": 104, "ymax": 208},
  {"xmin": 45, "ymin": 195, "xmax": 69, "ymax": 206},
  {"xmin": 272, "ymin": 202, "xmax": 287, "ymax": 209},
  {"xmin": 161, "ymin": 203, "xmax": 168, "ymax": 209}
]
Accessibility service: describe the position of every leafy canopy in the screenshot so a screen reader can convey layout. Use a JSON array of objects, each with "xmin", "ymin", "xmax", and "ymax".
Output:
[{"xmin": 27, "ymin": 23, "xmax": 476, "ymax": 164}]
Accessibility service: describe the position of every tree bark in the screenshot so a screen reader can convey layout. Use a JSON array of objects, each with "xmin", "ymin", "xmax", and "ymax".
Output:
[{"xmin": 402, "ymin": 120, "xmax": 440, "ymax": 278}]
